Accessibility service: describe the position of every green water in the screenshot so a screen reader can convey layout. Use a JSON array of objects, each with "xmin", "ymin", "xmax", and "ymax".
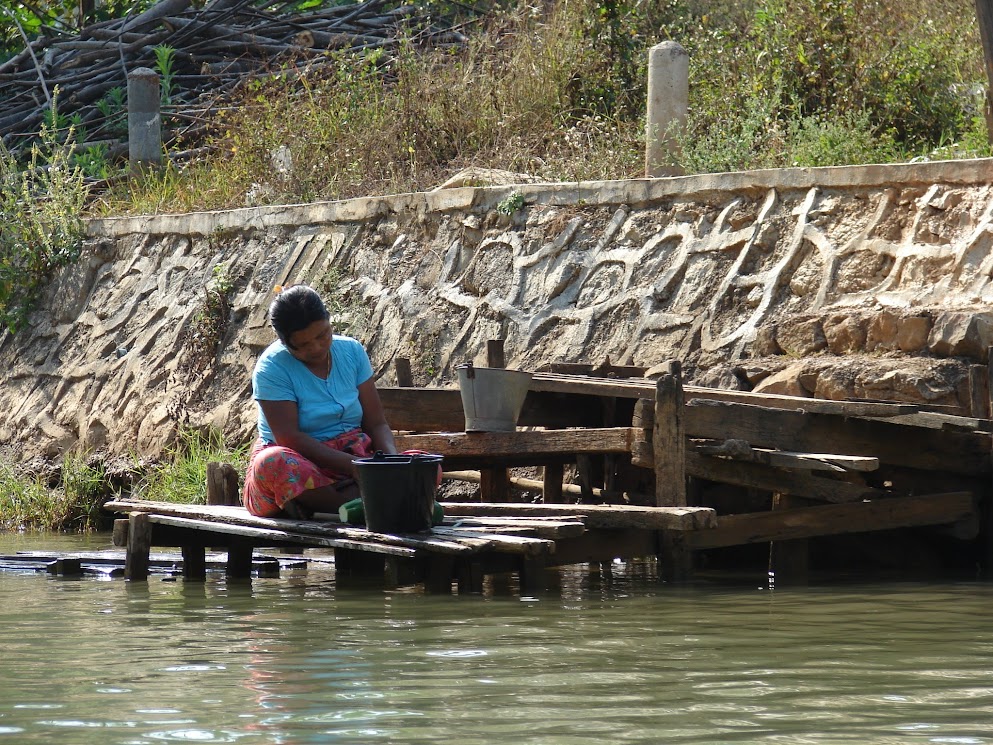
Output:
[{"xmin": 0, "ymin": 533, "xmax": 991, "ymax": 744}]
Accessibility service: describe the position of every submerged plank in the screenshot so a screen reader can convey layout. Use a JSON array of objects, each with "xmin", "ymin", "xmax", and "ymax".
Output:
[{"xmin": 684, "ymin": 492, "xmax": 975, "ymax": 549}]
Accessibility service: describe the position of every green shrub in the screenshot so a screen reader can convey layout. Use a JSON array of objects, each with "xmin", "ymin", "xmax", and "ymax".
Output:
[
  {"xmin": 0, "ymin": 453, "xmax": 108, "ymax": 532},
  {"xmin": 138, "ymin": 428, "xmax": 249, "ymax": 505},
  {"xmin": 0, "ymin": 102, "xmax": 88, "ymax": 333}
]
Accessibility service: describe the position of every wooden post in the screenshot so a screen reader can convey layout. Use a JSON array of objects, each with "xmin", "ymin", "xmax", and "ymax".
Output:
[
  {"xmin": 975, "ymin": 0, "xmax": 993, "ymax": 143},
  {"xmin": 456, "ymin": 560, "xmax": 485, "ymax": 594},
  {"xmin": 768, "ymin": 493, "xmax": 809, "ymax": 584},
  {"xmin": 206, "ymin": 462, "xmax": 240, "ymax": 506},
  {"xmin": 480, "ymin": 339, "xmax": 510, "ymax": 502},
  {"xmin": 395, "ymin": 357, "xmax": 414, "ymax": 387},
  {"xmin": 542, "ymin": 463, "xmax": 564, "ymax": 503},
  {"xmin": 519, "ymin": 556, "xmax": 547, "ymax": 594},
  {"xmin": 969, "ymin": 364, "xmax": 990, "ymax": 419},
  {"xmin": 654, "ymin": 361, "xmax": 686, "ymax": 507},
  {"xmin": 654, "ymin": 360, "xmax": 690, "ymax": 581},
  {"xmin": 226, "ymin": 545, "xmax": 254, "ymax": 579},
  {"xmin": 112, "ymin": 518, "xmax": 129, "ymax": 547},
  {"xmin": 486, "ymin": 339, "xmax": 505, "ymax": 369},
  {"xmin": 182, "ymin": 544, "xmax": 207, "ymax": 581},
  {"xmin": 47, "ymin": 558, "xmax": 83, "ymax": 576},
  {"xmin": 125, "ymin": 512, "xmax": 151, "ymax": 582}
]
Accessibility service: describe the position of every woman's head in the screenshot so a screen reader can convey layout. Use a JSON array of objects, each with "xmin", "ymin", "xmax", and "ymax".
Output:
[{"xmin": 268, "ymin": 285, "xmax": 330, "ymax": 348}]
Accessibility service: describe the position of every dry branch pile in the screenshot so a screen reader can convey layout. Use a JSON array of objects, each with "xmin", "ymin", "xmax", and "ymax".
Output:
[{"xmin": 0, "ymin": 0, "xmax": 466, "ymax": 158}]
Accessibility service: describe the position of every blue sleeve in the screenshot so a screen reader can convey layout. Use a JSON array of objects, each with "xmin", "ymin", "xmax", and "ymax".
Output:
[{"xmin": 253, "ymin": 350, "xmax": 297, "ymax": 402}]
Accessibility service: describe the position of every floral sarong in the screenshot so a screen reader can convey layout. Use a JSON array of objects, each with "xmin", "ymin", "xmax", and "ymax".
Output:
[{"xmin": 242, "ymin": 428, "xmax": 373, "ymax": 517}]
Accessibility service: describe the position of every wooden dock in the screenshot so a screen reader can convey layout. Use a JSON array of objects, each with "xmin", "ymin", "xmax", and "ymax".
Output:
[
  {"xmin": 97, "ymin": 353, "xmax": 991, "ymax": 592},
  {"xmin": 379, "ymin": 357, "xmax": 990, "ymax": 582},
  {"xmin": 103, "ymin": 498, "xmax": 716, "ymax": 593}
]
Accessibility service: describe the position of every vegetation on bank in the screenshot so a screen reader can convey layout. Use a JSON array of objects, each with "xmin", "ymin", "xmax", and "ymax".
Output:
[
  {"xmin": 98, "ymin": 0, "xmax": 990, "ymax": 214},
  {"xmin": 0, "ymin": 429, "xmax": 248, "ymax": 532}
]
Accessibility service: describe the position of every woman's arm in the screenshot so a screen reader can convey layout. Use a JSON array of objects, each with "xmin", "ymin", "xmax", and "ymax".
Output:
[
  {"xmin": 358, "ymin": 378, "xmax": 397, "ymax": 455},
  {"xmin": 259, "ymin": 399, "xmax": 362, "ymax": 476}
]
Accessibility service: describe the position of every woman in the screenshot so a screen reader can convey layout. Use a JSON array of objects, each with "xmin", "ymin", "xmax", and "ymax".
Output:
[{"xmin": 242, "ymin": 284, "xmax": 397, "ymax": 518}]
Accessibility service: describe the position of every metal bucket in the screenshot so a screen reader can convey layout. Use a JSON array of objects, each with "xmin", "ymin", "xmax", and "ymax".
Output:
[{"xmin": 457, "ymin": 363, "xmax": 533, "ymax": 432}]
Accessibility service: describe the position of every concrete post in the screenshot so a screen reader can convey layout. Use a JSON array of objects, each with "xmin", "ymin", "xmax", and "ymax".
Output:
[
  {"xmin": 127, "ymin": 67, "xmax": 162, "ymax": 172},
  {"xmin": 645, "ymin": 41, "xmax": 688, "ymax": 177}
]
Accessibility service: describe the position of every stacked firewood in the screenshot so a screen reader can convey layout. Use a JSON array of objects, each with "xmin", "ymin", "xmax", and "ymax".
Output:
[{"xmin": 0, "ymin": 0, "xmax": 466, "ymax": 157}]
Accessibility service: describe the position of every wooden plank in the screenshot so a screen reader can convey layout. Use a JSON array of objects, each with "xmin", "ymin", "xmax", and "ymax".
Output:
[
  {"xmin": 380, "ymin": 387, "xmax": 607, "ymax": 432},
  {"xmin": 691, "ymin": 439, "xmax": 879, "ymax": 472},
  {"xmin": 682, "ymin": 449, "xmax": 882, "ymax": 503},
  {"xmin": 684, "ymin": 492, "xmax": 976, "ymax": 549},
  {"xmin": 442, "ymin": 516, "xmax": 585, "ymax": 538},
  {"xmin": 441, "ymin": 501, "xmax": 716, "ymax": 530},
  {"xmin": 430, "ymin": 527, "xmax": 556, "ymax": 556},
  {"xmin": 147, "ymin": 515, "xmax": 423, "ymax": 557},
  {"xmin": 394, "ymin": 427, "xmax": 635, "ymax": 459},
  {"xmin": 683, "ymin": 400, "xmax": 991, "ymax": 474},
  {"xmin": 531, "ymin": 373, "xmax": 925, "ymax": 417}
]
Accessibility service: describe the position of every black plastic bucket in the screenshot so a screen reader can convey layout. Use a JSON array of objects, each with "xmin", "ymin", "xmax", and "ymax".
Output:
[{"xmin": 353, "ymin": 451, "xmax": 444, "ymax": 533}]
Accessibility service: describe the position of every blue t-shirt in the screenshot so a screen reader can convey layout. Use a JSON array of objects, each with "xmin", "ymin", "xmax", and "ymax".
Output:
[{"xmin": 252, "ymin": 335, "xmax": 374, "ymax": 443}]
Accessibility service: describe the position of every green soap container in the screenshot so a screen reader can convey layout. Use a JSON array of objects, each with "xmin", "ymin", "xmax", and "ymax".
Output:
[{"xmin": 338, "ymin": 498, "xmax": 444, "ymax": 527}]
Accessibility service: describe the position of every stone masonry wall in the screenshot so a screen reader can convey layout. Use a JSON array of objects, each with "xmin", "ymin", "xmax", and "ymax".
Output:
[{"xmin": 3, "ymin": 159, "xmax": 993, "ymax": 462}]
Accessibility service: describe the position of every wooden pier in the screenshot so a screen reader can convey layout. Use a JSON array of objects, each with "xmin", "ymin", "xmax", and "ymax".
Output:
[
  {"xmin": 103, "ymin": 498, "xmax": 715, "ymax": 592},
  {"xmin": 98, "ymin": 356, "xmax": 993, "ymax": 590}
]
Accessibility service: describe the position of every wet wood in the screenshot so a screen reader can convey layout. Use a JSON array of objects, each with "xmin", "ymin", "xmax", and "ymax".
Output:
[
  {"xmin": 684, "ymin": 492, "xmax": 975, "ymax": 549},
  {"xmin": 125, "ymin": 512, "xmax": 151, "ymax": 581}
]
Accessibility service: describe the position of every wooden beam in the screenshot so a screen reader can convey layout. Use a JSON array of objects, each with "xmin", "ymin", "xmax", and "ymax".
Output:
[
  {"xmin": 125, "ymin": 512, "xmax": 151, "ymax": 581},
  {"xmin": 440, "ymin": 501, "xmax": 716, "ymax": 530},
  {"xmin": 691, "ymin": 439, "xmax": 879, "ymax": 472},
  {"xmin": 684, "ymin": 492, "xmax": 975, "ymax": 549},
  {"xmin": 394, "ymin": 427, "xmax": 636, "ymax": 459},
  {"xmin": 683, "ymin": 400, "xmax": 990, "ymax": 474}
]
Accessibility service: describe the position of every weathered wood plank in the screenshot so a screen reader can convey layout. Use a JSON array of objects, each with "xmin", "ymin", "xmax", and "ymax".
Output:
[
  {"xmin": 394, "ymin": 427, "xmax": 635, "ymax": 458},
  {"xmin": 532, "ymin": 373, "xmax": 927, "ymax": 417},
  {"xmin": 148, "ymin": 515, "xmax": 422, "ymax": 557},
  {"xmin": 683, "ymin": 400, "xmax": 991, "ymax": 474},
  {"xmin": 440, "ymin": 502, "xmax": 716, "ymax": 530},
  {"xmin": 684, "ymin": 492, "xmax": 976, "ymax": 549},
  {"xmin": 690, "ymin": 439, "xmax": 880, "ymax": 472},
  {"xmin": 682, "ymin": 448, "xmax": 882, "ymax": 503}
]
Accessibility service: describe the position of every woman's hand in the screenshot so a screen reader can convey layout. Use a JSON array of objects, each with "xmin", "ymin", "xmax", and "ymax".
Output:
[{"xmin": 358, "ymin": 378, "xmax": 398, "ymax": 455}]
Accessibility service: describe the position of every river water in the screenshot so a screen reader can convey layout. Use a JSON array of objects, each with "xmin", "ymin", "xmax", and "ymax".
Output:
[{"xmin": 0, "ymin": 532, "xmax": 991, "ymax": 745}]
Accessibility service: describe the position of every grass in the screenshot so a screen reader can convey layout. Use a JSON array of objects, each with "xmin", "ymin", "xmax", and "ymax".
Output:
[
  {"xmin": 135, "ymin": 428, "xmax": 250, "ymax": 505},
  {"xmin": 0, "ymin": 429, "xmax": 249, "ymax": 531},
  {"xmin": 87, "ymin": 0, "xmax": 992, "ymax": 217},
  {"xmin": 0, "ymin": 453, "xmax": 107, "ymax": 532}
]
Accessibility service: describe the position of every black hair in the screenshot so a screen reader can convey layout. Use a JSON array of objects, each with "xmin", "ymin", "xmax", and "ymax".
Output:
[{"xmin": 268, "ymin": 285, "xmax": 330, "ymax": 347}]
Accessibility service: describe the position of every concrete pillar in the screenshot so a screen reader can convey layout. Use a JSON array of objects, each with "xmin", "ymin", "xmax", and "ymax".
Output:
[
  {"xmin": 645, "ymin": 41, "xmax": 688, "ymax": 177},
  {"xmin": 127, "ymin": 67, "xmax": 162, "ymax": 172}
]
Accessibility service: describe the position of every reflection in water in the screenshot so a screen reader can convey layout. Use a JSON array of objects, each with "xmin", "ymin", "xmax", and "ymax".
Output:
[{"xmin": 0, "ymin": 533, "xmax": 992, "ymax": 744}]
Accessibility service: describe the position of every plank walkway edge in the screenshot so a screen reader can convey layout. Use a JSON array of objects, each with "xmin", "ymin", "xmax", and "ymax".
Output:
[{"xmin": 684, "ymin": 492, "xmax": 976, "ymax": 549}]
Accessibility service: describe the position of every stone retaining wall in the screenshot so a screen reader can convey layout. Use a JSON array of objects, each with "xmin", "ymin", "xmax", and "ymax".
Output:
[{"xmin": 3, "ymin": 158, "xmax": 993, "ymax": 461}]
